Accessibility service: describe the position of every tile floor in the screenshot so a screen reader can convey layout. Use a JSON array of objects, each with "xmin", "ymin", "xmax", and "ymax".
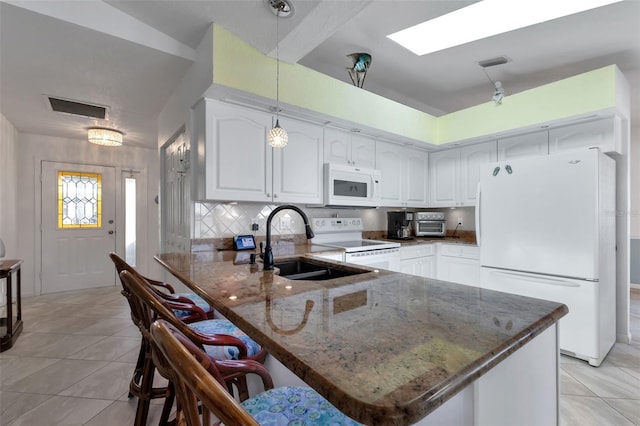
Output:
[{"xmin": 1, "ymin": 286, "xmax": 638, "ymax": 425}]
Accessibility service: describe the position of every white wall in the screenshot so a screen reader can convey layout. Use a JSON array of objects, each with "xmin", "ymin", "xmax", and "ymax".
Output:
[
  {"xmin": 15, "ymin": 133, "xmax": 161, "ymax": 296},
  {"xmin": 630, "ymin": 125, "xmax": 640, "ymax": 285},
  {"xmin": 631, "ymin": 125, "xmax": 640, "ymax": 238},
  {"xmin": 0, "ymin": 113, "xmax": 18, "ymax": 259},
  {"xmin": 158, "ymin": 24, "xmax": 214, "ymax": 147}
]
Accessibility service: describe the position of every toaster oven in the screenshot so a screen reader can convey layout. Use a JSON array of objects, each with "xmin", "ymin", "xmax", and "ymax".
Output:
[{"xmin": 414, "ymin": 212, "xmax": 446, "ymax": 237}]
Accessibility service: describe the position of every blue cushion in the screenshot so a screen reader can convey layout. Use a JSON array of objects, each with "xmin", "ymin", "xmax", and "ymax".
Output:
[
  {"xmin": 188, "ymin": 319, "xmax": 262, "ymax": 360},
  {"xmin": 241, "ymin": 386, "xmax": 363, "ymax": 425},
  {"xmin": 172, "ymin": 292, "xmax": 212, "ymax": 319}
]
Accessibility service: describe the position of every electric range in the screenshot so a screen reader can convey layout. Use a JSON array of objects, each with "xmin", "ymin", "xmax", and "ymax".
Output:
[{"xmin": 311, "ymin": 218, "xmax": 400, "ymax": 270}]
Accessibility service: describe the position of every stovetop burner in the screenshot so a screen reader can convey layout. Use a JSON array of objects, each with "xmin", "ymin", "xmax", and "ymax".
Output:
[{"xmin": 311, "ymin": 218, "xmax": 400, "ymax": 253}]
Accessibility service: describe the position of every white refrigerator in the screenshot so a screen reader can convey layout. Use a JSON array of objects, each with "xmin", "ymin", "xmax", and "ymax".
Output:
[{"xmin": 477, "ymin": 148, "xmax": 616, "ymax": 366}]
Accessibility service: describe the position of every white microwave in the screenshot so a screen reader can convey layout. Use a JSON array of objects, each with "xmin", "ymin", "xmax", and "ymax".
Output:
[{"xmin": 324, "ymin": 163, "xmax": 381, "ymax": 207}]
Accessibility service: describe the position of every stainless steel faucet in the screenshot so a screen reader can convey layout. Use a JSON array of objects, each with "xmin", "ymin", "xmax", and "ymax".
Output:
[{"xmin": 262, "ymin": 205, "xmax": 314, "ymax": 270}]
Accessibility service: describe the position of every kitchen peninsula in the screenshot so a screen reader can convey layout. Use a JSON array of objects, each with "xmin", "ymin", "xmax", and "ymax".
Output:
[{"xmin": 156, "ymin": 247, "xmax": 568, "ymax": 426}]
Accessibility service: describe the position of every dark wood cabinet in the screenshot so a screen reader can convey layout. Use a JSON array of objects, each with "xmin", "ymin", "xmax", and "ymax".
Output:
[{"xmin": 1, "ymin": 259, "xmax": 23, "ymax": 352}]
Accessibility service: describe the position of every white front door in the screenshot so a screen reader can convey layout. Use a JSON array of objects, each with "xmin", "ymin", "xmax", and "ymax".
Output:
[{"xmin": 41, "ymin": 161, "xmax": 117, "ymax": 293}]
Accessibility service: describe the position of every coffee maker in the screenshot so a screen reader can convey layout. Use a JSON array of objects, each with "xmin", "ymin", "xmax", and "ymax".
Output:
[{"xmin": 387, "ymin": 211, "xmax": 413, "ymax": 240}]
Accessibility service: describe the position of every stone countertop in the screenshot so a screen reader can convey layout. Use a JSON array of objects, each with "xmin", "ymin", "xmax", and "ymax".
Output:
[
  {"xmin": 388, "ymin": 237, "xmax": 478, "ymax": 247},
  {"xmin": 363, "ymin": 231, "xmax": 477, "ymax": 246},
  {"xmin": 155, "ymin": 250, "xmax": 567, "ymax": 425}
]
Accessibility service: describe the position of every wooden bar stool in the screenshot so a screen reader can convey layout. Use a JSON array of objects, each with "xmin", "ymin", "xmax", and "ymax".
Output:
[
  {"xmin": 119, "ymin": 270, "xmax": 268, "ymax": 425},
  {"xmin": 150, "ymin": 319, "xmax": 363, "ymax": 426}
]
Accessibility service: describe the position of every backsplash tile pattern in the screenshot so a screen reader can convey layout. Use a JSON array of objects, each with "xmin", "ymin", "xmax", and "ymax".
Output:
[
  {"xmin": 195, "ymin": 202, "xmax": 304, "ymax": 238},
  {"xmin": 193, "ymin": 202, "xmax": 473, "ymax": 239}
]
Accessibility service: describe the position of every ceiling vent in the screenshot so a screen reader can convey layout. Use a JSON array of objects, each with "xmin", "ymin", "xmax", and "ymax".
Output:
[
  {"xmin": 47, "ymin": 96, "xmax": 108, "ymax": 119},
  {"xmin": 478, "ymin": 56, "xmax": 511, "ymax": 68}
]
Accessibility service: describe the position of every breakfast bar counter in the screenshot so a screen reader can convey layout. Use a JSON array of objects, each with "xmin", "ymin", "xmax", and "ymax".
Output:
[{"xmin": 155, "ymin": 248, "xmax": 567, "ymax": 425}]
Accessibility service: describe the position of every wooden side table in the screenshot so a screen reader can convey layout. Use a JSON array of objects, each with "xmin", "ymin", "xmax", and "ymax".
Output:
[{"xmin": 1, "ymin": 259, "xmax": 23, "ymax": 352}]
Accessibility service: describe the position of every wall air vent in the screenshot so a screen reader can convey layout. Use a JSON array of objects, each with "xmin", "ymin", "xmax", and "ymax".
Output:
[{"xmin": 47, "ymin": 96, "xmax": 108, "ymax": 119}]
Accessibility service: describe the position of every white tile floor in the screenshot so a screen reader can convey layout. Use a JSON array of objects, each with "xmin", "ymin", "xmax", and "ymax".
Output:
[{"xmin": 1, "ymin": 286, "xmax": 638, "ymax": 425}]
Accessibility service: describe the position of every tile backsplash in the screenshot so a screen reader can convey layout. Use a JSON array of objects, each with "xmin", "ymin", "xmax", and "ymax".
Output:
[{"xmin": 194, "ymin": 202, "xmax": 474, "ymax": 239}]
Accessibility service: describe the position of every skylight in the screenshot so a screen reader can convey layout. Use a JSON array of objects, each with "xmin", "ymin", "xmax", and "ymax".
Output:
[{"xmin": 387, "ymin": 0, "xmax": 623, "ymax": 56}]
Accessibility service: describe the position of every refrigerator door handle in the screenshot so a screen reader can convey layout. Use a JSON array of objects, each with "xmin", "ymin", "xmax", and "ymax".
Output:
[
  {"xmin": 475, "ymin": 182, "xmax": 482, "ymax": 247},
  {"xmin": 489, "ymin": 270, "xmax": 582, "ymax": 287}
]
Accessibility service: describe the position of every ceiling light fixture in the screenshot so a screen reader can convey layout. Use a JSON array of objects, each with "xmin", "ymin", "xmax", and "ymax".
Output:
[
  {"xmin": 387, "ymin": 0, "xmax": 623, "ymax": 56},
  {"xmin": 492, "ymin": 81, "xmax": 505, "ymax": 105},
  {"xmin": 346, "ymin": 53, "xmax": 372, "ymax": 88},
  {"xmin": 478, "ymin": 56, "xmax": 510, "ymax": 105},
  {"xmin": 479, "ymin": 66, "xmax": 505, "ymax": 105},
  {"xmin": 266, "ymin": 0, "xmax": 291, "ymax": 149},
  {"xmin": 87, "ymin": 127, "xmax": 123, "ymax": 147}
]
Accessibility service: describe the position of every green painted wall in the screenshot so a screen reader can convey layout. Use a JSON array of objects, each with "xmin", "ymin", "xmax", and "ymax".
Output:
[
  {"xmin": 437, "ymin": 66, "xmax": 618, "ymax": 144},
  {"xmin": 211, "ymin": 25, "xmax": 619, "ymax": 147},
  {"xmin": 212, "ymin": 25, "xmax": 437, "ymax": 144}
]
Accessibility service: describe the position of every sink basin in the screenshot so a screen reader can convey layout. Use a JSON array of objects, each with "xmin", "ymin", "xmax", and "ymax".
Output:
[{"xmin": 274, "ymin": 259, "xmax": 368, "ymax": 281}]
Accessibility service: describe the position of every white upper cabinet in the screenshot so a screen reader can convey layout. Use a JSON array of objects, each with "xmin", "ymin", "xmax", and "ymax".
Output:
[
  {"xmin": 376, "ymin": 141, "xmax": 429, "ymax": 207},
  {"xmin": 430, "ymin": 141, "xmax": 496, "ymax": 207},
  {"xmin": 273, "ymin": 117, "xmax": 324, "ymax": 204},
  {"xmin": 429, "ymin": 148, "xmax": 458, "ymax": 207},
  {"xmin": 404, "ymin": 146, "xmax": 430, "ymax": 207},
  {"xmin": 376, "ymin": 140, "xmax": 404, "ymax": 206},
  {"xmin": 498, "ymin": 131, "xmax": 548, "ymax": 160},
  {"xmin": 549, "ymin": 117, "xmax": 621, "ymax": 154},
  {"xmin": 324, "ymin": 128, "xmax": 375, "ymax": 168},
  {"xmin": 350, "ymin": 134, "xmax": 377, "ymax": 169},
  {"xmin": 192, "ymin": 99, "xmax": 272, "ymax": 202},
  {"xmin": 459, "ymin": 141, "xmax": 497, "ymax": 205},
  {"xmin": 192, "ymin": 99, "xmax": 323, "ymax": 204}
]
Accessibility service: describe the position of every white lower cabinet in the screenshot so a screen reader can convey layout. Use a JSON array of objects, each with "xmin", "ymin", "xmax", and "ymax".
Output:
[
  {"xmin": 436, "ymin": 244, "xmax": 480, "ymax": 287},
  {"xmin": 400, "ymin": 256, "xmax": 436, "ymax": 278},
  {"xmin": 399, "ymin": 243, "xmax": 480, "ymax": 284},
  {"xmin": 399, "ymin": 244, "xmax": 436, "ymax": 278}
]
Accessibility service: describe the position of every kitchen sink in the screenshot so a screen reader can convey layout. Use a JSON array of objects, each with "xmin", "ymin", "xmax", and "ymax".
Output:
[{"xmin": 274, "ymin": 259, "xmax": 368, "ymax": 281}]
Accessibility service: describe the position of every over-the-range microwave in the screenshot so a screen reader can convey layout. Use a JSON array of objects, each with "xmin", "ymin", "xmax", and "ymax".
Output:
[{"xmin": 324, "ymin": 163, "xmax": 381, "ymax": 207}]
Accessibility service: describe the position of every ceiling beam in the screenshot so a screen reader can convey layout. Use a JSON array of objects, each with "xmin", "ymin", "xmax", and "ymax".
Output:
[
  {"xmin": 269, "ymin": 0, "xmax": 372, "ymax": 63},
  {"xmin": 4, "ymin": 0, "xmax": 196, "ymax": 61}
]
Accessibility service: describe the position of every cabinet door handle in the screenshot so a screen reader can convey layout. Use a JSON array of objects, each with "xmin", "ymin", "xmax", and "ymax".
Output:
[
  {"xmin": 274, "ymin": 194, "xmax": 278, "ymax": 198},
  {"xmin": 266, "ymin": 193, "xmax": 271, "ymax": 198}
]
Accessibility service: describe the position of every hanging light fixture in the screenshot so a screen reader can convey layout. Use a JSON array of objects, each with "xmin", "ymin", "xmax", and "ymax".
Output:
[
  {"xmin": 492, "ymin": 81, "xmax": 505, "ymax": 105},
  {"xmin": 87, "ymin": 127, "xmax": 123, "ymax": 146},
  {"xmin": 266, "ymin": 0, "xmax": 291, "ymax": 148},
  {"xmin": 346, "ymin": 53, "xmax": 372, "ymax": 88},
  {"xmin": 478, "ymin": 56, "xmax": 510, "ymax": 106}
]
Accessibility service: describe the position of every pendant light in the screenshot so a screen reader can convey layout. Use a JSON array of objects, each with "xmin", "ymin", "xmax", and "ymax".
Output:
[{"xmin": 266, "ymin": 0, "xmax": 289, "ymax": 148}]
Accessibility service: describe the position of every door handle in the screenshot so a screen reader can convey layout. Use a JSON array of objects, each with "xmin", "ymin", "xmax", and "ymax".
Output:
[{"xmin": 108, "ymin": 230, "xmax": 114, "ymax": 235}]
